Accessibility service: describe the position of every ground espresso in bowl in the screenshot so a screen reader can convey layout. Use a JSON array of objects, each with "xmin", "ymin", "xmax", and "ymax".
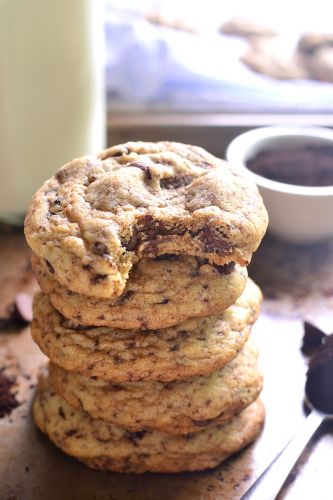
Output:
[{"xmin": 247, "ymin": 144, "xmax": 333, "ymax": 187}]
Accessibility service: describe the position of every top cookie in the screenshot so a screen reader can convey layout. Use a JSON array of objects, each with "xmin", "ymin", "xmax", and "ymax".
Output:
[{"xmin": 25, "ymin": 141, "xmax": 268, "ymax": 299}]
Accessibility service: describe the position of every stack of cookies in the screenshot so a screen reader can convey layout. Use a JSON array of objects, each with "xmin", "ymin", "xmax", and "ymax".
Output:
[{"xmin": 24, "ymin": 141, "xmax": 268, "ymax": 473}]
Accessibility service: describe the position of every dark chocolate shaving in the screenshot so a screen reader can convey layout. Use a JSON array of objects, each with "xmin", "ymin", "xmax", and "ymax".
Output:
[
  {"xmin": 302, "ymin": 321, "xmax": 333, "ymax": 413},
  {"xmin": 302, "ymin": 321, "xmax": 326, "ymax": 356}
]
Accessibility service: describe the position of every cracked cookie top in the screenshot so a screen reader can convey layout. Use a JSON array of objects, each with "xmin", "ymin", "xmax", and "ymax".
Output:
[{"xmin": 25, "ymin": 141, "xmax": 268, "ymax": 299}]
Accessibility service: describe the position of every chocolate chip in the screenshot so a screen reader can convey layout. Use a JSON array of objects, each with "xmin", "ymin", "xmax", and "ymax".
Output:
[
  {"xmin": 125, "ymin": 230, "xmax": 139, "ymax": 251},
  {"xmin": 83, "ymin": 264, "xmax": 92, "ymax": 271}
]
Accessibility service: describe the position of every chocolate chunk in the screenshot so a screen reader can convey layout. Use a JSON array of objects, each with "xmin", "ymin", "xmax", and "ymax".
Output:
[
  {"xmin": 198, "ymin": 226, "xmax": 232, "ymax": 255},
  {"xmin": 213, "ymin": 262, "xmax": 235, "ymax": 275},
  {"xmin": 0, "ymin": 369, "xmax": 20, "ymax": 418},
  {"xmin": 160, "ymin": 175, "xmax": 193, "ymax": 189},
  {"xmin": 125, "ymin": 230, "xmax": 139, "ymax": 251}
]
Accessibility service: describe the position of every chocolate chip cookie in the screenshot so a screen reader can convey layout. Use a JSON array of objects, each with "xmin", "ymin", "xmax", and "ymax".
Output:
[
  {"xmin": 49, "ymin": 339, "xmax": 263, "ymax": 434},
  {"xmin": 34, "ymin": 372, "xmax": 265, "ymax": 473},
  {"xmin": 32, "ymin": 253, "xmax": 247, "ymax": 329},
  {"xmin": 25, "ymin": 141, "xmax": 268, "ymax": 299},
  {"xmin": 31, "ymin": 278, "xmax": 261, "ymax": 383}
]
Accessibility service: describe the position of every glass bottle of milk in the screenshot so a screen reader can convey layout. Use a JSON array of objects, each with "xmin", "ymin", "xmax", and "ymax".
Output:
[{"xmin": 0, "ymin": 0, "xmax": 106, "ymax": 223}]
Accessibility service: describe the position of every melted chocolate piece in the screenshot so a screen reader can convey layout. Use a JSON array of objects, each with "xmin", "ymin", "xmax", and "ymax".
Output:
[
  {"xmin": 213, "ymin": 262, "xmax": 235, "ymax": 275},
  {"xmin": 198, "ymin": 226, "xmax": 232, "ymax": 255},
  {"xmin": 124, "ymin": 217, "xmax": 185, "ymax": 251}
]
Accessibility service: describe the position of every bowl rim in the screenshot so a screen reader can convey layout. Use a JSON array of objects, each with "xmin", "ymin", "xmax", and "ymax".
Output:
[{"xmin": 226, "ymin": 125, "xmax": 333, "ymax": 197}]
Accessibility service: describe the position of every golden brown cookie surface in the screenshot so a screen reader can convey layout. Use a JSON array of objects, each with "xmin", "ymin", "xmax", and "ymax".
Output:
[
  {"xmin": 32, "ymin": 279, "xmax": 261, "ymax": 383},
  {"xmin": 49, "ymin": 339, "xmax": 263, "ymax": 434},
  {"xmin": 25, "ymin": 141, "xmax": 268, "ymax": 299},
  {"xmin": 33, "ymin": 253, "xmax": 247, "ymax": 329},
  {"xmin": 34, "ymin": 372, "xmax": 265, "ymax": 474}
]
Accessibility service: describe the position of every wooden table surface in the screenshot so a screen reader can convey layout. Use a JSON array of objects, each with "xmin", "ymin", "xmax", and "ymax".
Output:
[{"xmin": 1, "ymin": 228, "xmax": 333, "ymax": 500}]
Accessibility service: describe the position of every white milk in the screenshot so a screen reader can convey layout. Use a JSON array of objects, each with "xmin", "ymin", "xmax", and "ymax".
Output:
[{"xmin": 0, "ymin": 0, "xmax": 106, "ymax": 222}]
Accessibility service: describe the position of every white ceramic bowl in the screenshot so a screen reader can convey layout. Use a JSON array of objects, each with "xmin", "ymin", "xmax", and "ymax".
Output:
[{"xmin": 226, "ymin": 126, "xmax": 333, "ymax": 244}]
